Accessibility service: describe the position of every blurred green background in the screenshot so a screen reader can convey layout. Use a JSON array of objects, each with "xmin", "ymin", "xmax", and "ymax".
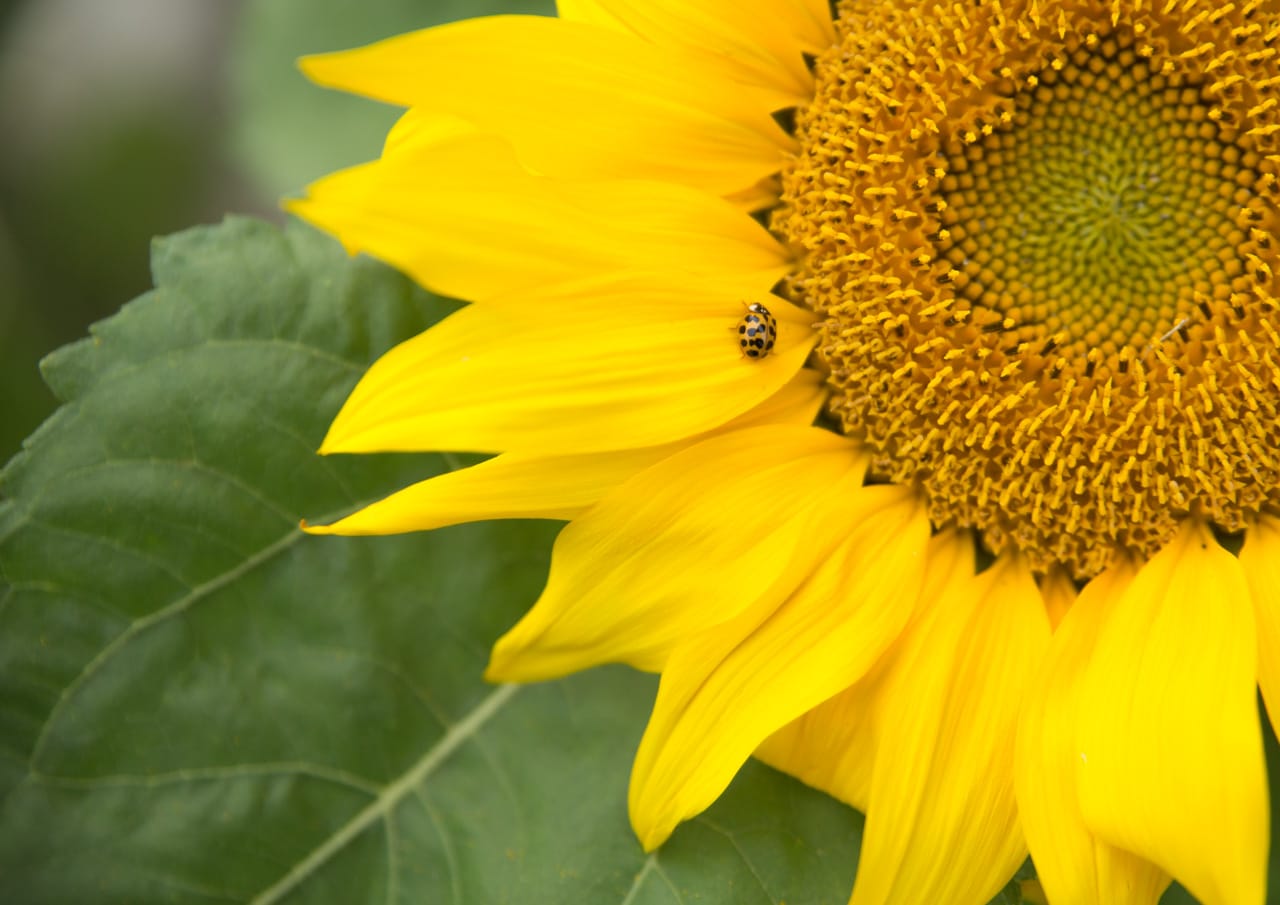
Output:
[
  {"xmin": 0, "ymin": 0, "xmax": 548, "ymax": 464},
  {"xmin": 1, "ymin": 0, "xmax": 259, "ymax": 462}
]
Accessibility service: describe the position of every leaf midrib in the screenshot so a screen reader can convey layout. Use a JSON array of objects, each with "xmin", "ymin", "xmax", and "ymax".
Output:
[{"xmin": 248, "ymin": 683, "xmax": 521, "ymax": 905}]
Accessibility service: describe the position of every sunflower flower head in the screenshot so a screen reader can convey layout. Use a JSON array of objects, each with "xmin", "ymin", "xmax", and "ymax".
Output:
[
  {"xmin": 790, "ymin": 0, "xmax": 1280, "ymax": 579},
  {"xmin": 293, "ymin": 2, "xmax": 1278, "ymax": 904}
]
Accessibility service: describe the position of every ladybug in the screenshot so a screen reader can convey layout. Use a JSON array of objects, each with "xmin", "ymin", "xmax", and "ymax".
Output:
[{"xmin": 737, "ymin": 302, "xmax": 778, "ymax": 359}]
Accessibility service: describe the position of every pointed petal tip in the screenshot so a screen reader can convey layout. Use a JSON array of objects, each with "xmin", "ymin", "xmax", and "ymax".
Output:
[
  {"xmin": 480, "ymin": 660, "xmax": 507, "ymax": 684},
  {"xmin": 481, "ymin": 657, "xmax": 558, "ymax": 685},
  {"xmin": 484, "ymin": 632, "xmax": 561, "ymax": 684},
  {"xmin": 627, "ymin": 786, "xmax": 676, "ymax": 854},
  {"xmin": 296, "ymin": 51, "xmax": 341, "ymax": 87},
  {"xmin": 316, "ymin": 409, "xmax": 376, "ymax": 454},
  {"xmin": 299, "ymin": 517, "xmax": 336, "ymax": 536},
  {"xmin": 284, "ymin": 194, "xmax": 365, "ymax": 259},
  {"xmin": 482, "ymin": 644, "xmax": 518, "ymax": 683},
  {"xmin": 636, "ymin": 827, "xmax": 667, "ymax": 855},
  {"xmin": 481, "ymin": 650, "xmax": 516, "ymax": 684},
  {"xmin": 315, "ymin": 432, "xmax": 342, "ymax": 455}
]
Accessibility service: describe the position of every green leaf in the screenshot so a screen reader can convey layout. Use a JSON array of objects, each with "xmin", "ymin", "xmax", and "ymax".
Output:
[
  {"xmin": 0, "ymin": 217, "xmax": 865, "ymax": 904},
  {"xmin": 228, "ymin": 0, "xmax": 555, "ymax": 199}
]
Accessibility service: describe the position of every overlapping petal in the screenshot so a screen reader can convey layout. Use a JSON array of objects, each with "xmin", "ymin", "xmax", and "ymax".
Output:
[
  {"xmin": 555, "ymin": 0, "xmax": 836, "ymax": 106},
  {"xmin": 754, "ymin": 671, "xmax": 883, "ymax": 815},
  {"xmin": 755, "ymin": 530, "xmax": 977, "ymax": 814},
  {"xmin": 1074, "ymin": 521, "xmax": 1268, "ymax": 905},
  {"xmin": 307, "ymin": 371, "xmax": 824, "ymax": 535},
  {"xmin": 1015, "ymin": 559, "xmax": 1171, "ymax": 905},
  {"xmin": 299, "ymin": 15, "xmax": 789, "ymax": 197},
  {"xmin": 1240, "ymin": 515, "xmax": 1280, "ymax": 739},
  {"xmin": 628, "ymin": 485, "xmax": 930, "ymax": 850},
  {"xmin": 378, "ymin": 109, "xmax": 475, "ymax": 155},
  {"xmin": 850, "ymin": 553, "xmax": 1051, "ymax": 905},
  {"xmin": 289, "ymin": 135, "xmax": 789, "ymax": 303},
  {"xmin": 1039, "ymin": 566, "xmax": 1076, "ymax": 631},
  {"xmin": 318, "ymin": 274, "xmax": 814, "ymax": 457},
  {"xmin": 486, "ymin": 426, "xmax": 867, "ymax": 680}
]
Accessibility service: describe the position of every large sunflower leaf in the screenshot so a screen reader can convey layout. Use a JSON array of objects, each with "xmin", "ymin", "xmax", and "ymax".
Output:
[{"xmin": 0, "ymin": 217, "xmax": 865, "ymax": 904}]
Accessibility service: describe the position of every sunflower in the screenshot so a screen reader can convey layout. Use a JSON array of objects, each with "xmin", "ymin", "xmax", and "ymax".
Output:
[{"xmin": 291, "ymin": 1, "xmax": 1279, "ymax": 902}]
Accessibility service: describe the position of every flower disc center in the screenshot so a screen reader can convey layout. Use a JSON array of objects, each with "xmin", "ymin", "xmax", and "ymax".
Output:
[
  {"xmin": 778, "ymin": 0, "xmax": 1280, "ymax": 578},
  {"xmin": 939, "ymin": 34, "xmax": 1247, "ymax": 358}
]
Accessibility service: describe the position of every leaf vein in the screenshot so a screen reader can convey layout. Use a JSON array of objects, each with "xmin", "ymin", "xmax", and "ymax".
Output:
[
  {"xmin": 620, "ymin": 855, "xmax": 659, "ymax": 905},
  {"xmin": 414, "ymin": 787, "xmax": 464, "ymax": 905},
  {"xmin": 248, "ymin": 683, "xmax": 521, "ymax": 905},
  {"xmin": 697, "ymin": 818, "xmax": 775, "ymax": 903},
  {"xmin": 31, "ymin": 761, "xmax": 382, "ymax": 795},
  {"xmin": 29, "ymin": 524, "xmax": 309, "ymax": 766},
  {"xmin": 384, "ymin": 806, "xmax": 401, "ymax": 905},
  {"xmin": 651, "ymin": 859, "xmax": 687, "ymax": 904},
  {"xmin": 305, "ymin": 645, "xmax": 451, "ymax": 732}
]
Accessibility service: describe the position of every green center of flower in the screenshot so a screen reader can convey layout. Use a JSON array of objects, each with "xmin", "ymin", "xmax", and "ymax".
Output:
[
  {"xmin": 939, "ymin": 34, "xmax": 1254, "ymax": 359},
  {"xmin": 776, "ymin": 0, "xmax": 1280, "ymax": 579}
]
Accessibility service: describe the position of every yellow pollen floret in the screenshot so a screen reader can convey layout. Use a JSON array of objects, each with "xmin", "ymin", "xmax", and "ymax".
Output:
[{"xmin": 777, "ymin": 0, "xmax": 1280, "ymax": 578}]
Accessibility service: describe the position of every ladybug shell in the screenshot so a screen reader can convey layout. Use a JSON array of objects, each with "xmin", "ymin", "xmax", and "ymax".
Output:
[{"xmin": 737, "ymin": 303, "xmax": 778, "ymax": 359}]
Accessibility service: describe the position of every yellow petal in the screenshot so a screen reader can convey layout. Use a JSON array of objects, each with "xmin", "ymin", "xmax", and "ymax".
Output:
[
  {"xmin": 299, "ymin": 15, "xmax": 788, "ymax": 197},
  {"xmin": 379, "ymin": 108, "xmax": 475, "ymax": 155},
  {"xmin": 319, "ymin": 275, "xmax": 814, "ymax": 457},
  {"xmin": 288, "ymin": 135, "xmax": 789, "ymax": 303},
  {"xmin": 724, "ymin": 174, "xmax": 783, "ymax": 212},
  {"xmin": 1015, "ymin": 558, "xmax": 1171, "ymax": 905},
  {"xmin": 790, "ymin": 0, "xmax": 841, "ymax": 46},
  {"xmin": 306, "ymin": 370, "xmax": 824, "ymax": 534},
  {"xmin": 1040, "ymin": 565, "xmax": 1076, "ymax": 632},
  {"xmin": 754, "ymin": 529, "xmax": 976, "ymax": 814},
  {"xmin": 486, "ymin": 426, "xmax": 866, "ymax": 680},
  {"xmin": 1240, "ymin": 515, "xmax": 1280, "ymax": 740},
  {"xmin": 555, "ymin": 0, "xmax": 835, "ymax": 107},
  {"xmin": 628, "ymin": 485, "xmax": 930, "ymax": 850},
  {"xmin": 1075, "ymin": 521, "xmax": 1268, "ymax": 905},
  {"xmin": 851, "ymin": 554, "xmax": 1051, "ymax": 905},
  {"xmin": 754, "ymin": 674, "xmax": 883, "ymax": 815}
]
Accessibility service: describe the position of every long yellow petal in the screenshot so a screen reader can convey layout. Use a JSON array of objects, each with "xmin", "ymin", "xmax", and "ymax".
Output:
[
  {"xmin": 628, "ymin": 485, "xmax": 930, "ymax": 850},
  {"xmin": 319, "ymin": 275, "xmax": 814, "ymax": 457},
  {"xmin": 754, "ymin": 529, "xmax": 976, "ymax": 814},
  {"xmin": 1240, "ymin": 515, "xmax": 1280, "ymax": 739},
  {"xmin": 1075, "ymin": 521, "xmax": 1268, "ymax": 905},
  {"xmin": 1015, "ymin": 559, "xmax": 1171, "ymax": 905},
  {"xmin": 299, "ymin": 16, "xmax": 788, "ymax": 197},
  {"xmin": 289, "ymin": 135, "xmax": 789, "ymax": 303},
  {"xmin": 486, "ymin": 426, "xmax": 866, "ymax": 680},
  {"xmin": 851, "ymin": 554, "xmax": 1051, "ymax": 905},
  {"xmin": 555, "ymin": 0, "xmax": 835, "ymax": 107},
  {"xmin": 754, "ymin": 672, "xmax": 884, "ymax": 814},
  {"xmin": 306, "ymin": 371, "xmax": 824, "ymax": 534}
]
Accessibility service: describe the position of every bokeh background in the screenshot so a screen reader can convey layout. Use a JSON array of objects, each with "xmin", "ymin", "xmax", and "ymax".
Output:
[
  {"xmin": 0, "ymin": 0, "xmax": 542, "ymax": 462},
  {"xmin": 1, "ymin": 0, "xmax": 253, "ymax": 460}
]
